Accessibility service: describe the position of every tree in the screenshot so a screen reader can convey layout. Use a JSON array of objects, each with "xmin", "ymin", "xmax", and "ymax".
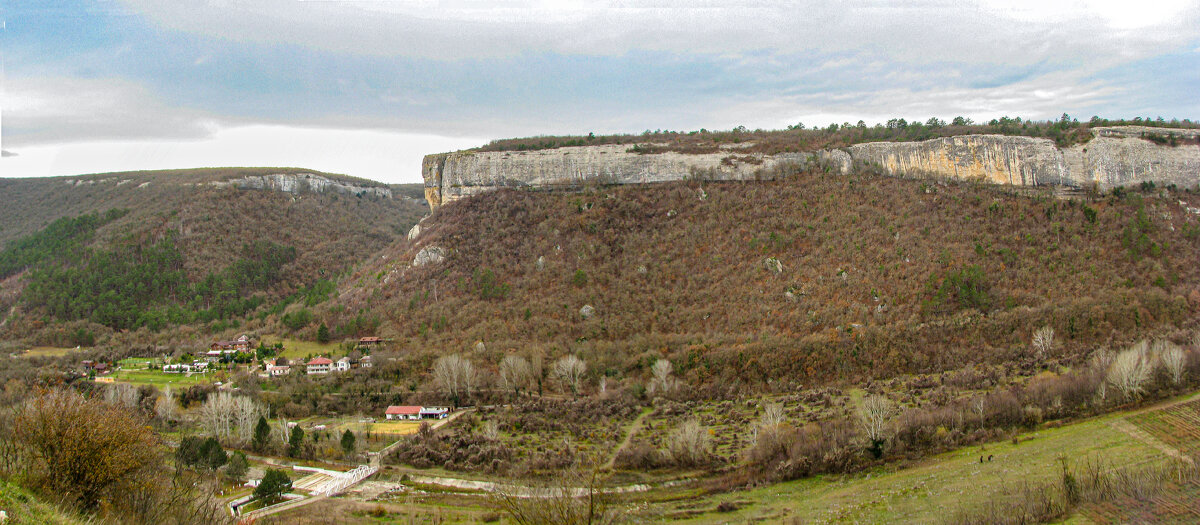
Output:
[
  {"xmin": 12, "ymin": 390, "xmax": 160, "ymax": 510},
  {"xmin": 1107, "ymin": 342, "xmax": 1154, "ymax": 401},
  {"xmin": 252, "ymin": 415, "xmax": 272, "ymax": 452},
  {"xmin": 499, "ymin": 354, "xmax": 532, "ymax": 399},
  {"xmin": 316, "ymin": 323, "xmax": 331, "ymax": 344},
  {"xmin": 1032, "ymin": 326, "xmax": 1055, "ymax": 359},
  {"xmin": 667, "ymin": 419, "xmax": 712, "ymax": 466},
  {"xmin": 155, "ymin": 385, "xmax": 178, "ymax": 422},
  {"xmin": 1158, "ymin": 340, "xmax": 1186, "ymax": 385},
  {"xmin": 553, "ymin": 355, "xmax": 587, "ymax": 397},
  {"xmin": 341, "ymin": 429, "xmax": 357, "ymax": 456},
  {"xmin": 491, "ymin": 468, "xmax": 618, "ymax": 525},
  {"xmin": 649, "ymin": 359, "xmax": 675, "ymax": 396},
  {"xmin": 200, "ymin": 437, "xmax": 227, "ymax": 471},
  {"xmin": 859, "ymin": 395, "xmax": 895, "ymax": 458},
  {"xmin": 254, "ymin": 469, "xmax": 292, "ymax": 502},
  {"xmin": 225, "ymin": 451, "xmax": 248, "ymax": 483},
  {"xmin": 176, "ymin": 436, "xmax": 205, "ymax": 468},
  {"xmin": 288, "ymin": 425, "xmax": 305, "ymax": 458},
  {"xmin": 433, "ymin": 354, "xmax": 477, "ymax": 407}
]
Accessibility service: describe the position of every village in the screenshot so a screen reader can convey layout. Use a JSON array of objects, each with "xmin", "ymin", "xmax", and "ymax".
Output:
[{"xmin": 78, "ymin": 333, "xmax": 466, "ymax": 519}]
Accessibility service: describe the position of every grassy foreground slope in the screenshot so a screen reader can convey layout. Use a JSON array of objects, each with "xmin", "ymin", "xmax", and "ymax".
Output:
[
  {"xmin": 336, "ymin": 167, "xmax": 1200, "ymax": 389},
  {"xmin": 0, "ymin": 480, "xmax": 84, "ymax": 525}
]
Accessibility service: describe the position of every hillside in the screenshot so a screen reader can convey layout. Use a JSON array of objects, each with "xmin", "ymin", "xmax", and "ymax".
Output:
[
  {"xmin": 0, "ymin": 168, "xmax": 427, "ymax": 347},
  {"xmin": 334, "ymin": 165, "xmax": 1200, "ymax": 390}
]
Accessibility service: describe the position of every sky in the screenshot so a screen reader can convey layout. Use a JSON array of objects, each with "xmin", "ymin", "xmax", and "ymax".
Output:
[{"xmin": 2, "ymin": 1, "xmax": 1199, "ymax": 184}]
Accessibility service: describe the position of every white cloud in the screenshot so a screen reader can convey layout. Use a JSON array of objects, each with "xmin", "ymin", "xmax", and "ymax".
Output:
[
  {"xmin": 0, "ymin": 125, "xmax": 484, "ymax": 183},
  {"xmin": 124, "ymin": 0, "xmax": 1200, "ymax": 65},
  {"xmin": 4, "ymin": 76, "xmax": 216, "ymax": 145}
]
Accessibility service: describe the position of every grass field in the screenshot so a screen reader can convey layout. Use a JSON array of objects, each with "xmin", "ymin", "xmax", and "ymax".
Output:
[
  {"xmin": 19, "ymin": 346, "xmax": 79, "ymax": 358},
  {"xmin": 652, "ymin": 412, "xmax": 1166, "ymax": 524},
  {"xmin": 1128, "ymin": 398, "xmax": 1200, "ymax": 457},
  {"xmin": 260, "ymin": 337, "xmax": 345, "ymax": 361},
  {"xmin": 111, "ymin": 358, "xmax": 213, "ymax": 388}
]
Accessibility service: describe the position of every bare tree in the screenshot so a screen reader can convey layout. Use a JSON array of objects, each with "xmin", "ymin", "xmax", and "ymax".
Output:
[
  {"xmin": 1107, "ymin": 341, "xmax": 1155, "ymax": 401},
  {"xmin": 233, "ymin": 396, "xmax": 266, "ymax": 444},
  {"xmin": 490, "ymin": 467, "xmax": 620, "ymax": 525},
  {"xmin": 499, "ymin": 354, "xmax": 533, "ymax": 399},
  {"xmin": 105, "ymin": 382, "xmax": 140, "ymax": 408},
  {"xmin": 1032, "ymin": 326, "xmax": 1055, "ymax": 359},
  {"xmin": 649, "ymin": 359, "xmax": 676, "ymax": 396},
  {"xmin": 553, "ymin": 355, "xmax": 587, "ymax": 397},
  {"xmin": 199, "ymin": 391, "xmax": 236, "ymax": 439},
  {"xmin": 1156, "ymin": 340, "xmax": 1186, "ymax": 386},
  {"xmin": 668, "ymin": 418, "xmax": 712, "ymax": 466},
  {"xmin": 753, "ymin": 402, "xmax": 786, "ymax": 447},
  {"xmin": 155, "ymin": 386, "xmax": 178, "ymax": 422},
  {"xmin": 859, "ymin": 395, "xmax": 895, "ymax": 454},
  {"xmin": 434, "ymin": 353, "xmax": 477, "ymax": 407}
]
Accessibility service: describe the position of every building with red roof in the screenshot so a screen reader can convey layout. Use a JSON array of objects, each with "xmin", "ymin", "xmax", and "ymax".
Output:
[{"xmin": 307, "ymin": 356, "xmax": 334, "ymax": 375}]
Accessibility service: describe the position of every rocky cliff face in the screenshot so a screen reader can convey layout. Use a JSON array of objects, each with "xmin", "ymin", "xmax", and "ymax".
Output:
[
  {"xmin": 212, "ymin": 173, "xmax": 393, "ymax": 198},
  {"xmin": 422, "ymin": 127, "xmax": 1200, "ymax": 210}
]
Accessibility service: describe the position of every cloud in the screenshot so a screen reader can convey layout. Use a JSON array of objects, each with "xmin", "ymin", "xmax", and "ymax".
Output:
[
  {"xmin": 4, "ymin": 76, "xmax": 217, "ymax": 146},
  {"xmin": 0, "ymin": 124, "xmax": 484, "ymax": 183},
  {"xmin": 123, "ymin": 0, "xmax": 1199, "ymax": 66}
]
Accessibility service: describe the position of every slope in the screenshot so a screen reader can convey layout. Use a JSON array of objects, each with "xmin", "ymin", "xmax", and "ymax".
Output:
[
  {"xmin": 333, "ymin": 166, "xmax": 1200, "ymax": 390},
  {"xmin": 0, "ymin": 168, "xmax": 426, "ymax": 346}
]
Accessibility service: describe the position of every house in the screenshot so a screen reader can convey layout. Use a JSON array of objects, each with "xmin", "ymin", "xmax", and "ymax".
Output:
[
  {"xmin": 358, "ymin": 336, "xmax": 383, "ymax": 349},
  {"xmin": 336, "ymin": 357, "xmax": 352, "ymax": 372},
  {"xmin": 264, "ymin": 359, "xmax": 291, "ymax": 377},
  {"xmin": 307, "ymin": 357, "xmax": 333, "ymax": 375},
  {"xmin": 210, "ymin": 335, "xmax": 251, "ymax": 354},
  {"xmin": 385, "ymin": 406, "xmax": 422, "ymax": 420},
  {"xmin": 420, "ymin": 407, "xmax": 450, "ymax": 419},
  {"xmin": 359, "ymin": 355, "xmax": 373, "ymax": 368}
]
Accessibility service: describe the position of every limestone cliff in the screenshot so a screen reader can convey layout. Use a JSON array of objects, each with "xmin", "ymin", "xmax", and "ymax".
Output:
[
  {"xmin": 422, "ymin": 127, "xmax": 1200, "ymax": 210},
  {"xmin": 212, "ymin": 172, "xmax": 393, "ymax": 198}
]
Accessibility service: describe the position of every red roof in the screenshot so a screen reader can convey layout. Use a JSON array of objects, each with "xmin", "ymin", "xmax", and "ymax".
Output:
[
  {"xmin": 385, "ymin": 405, "xmax": 422, "ymax": 415},
  {"xmin": 307, "ymin": 357, "xmax": 333, "ymax": 365},
  {"xmin": 360, "ymin": 337, "xmax": 382, "ymax": 343}
]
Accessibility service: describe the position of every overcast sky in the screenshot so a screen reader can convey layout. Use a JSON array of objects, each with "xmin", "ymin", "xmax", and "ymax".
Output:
[{"xmin": 3, "ymin": 1, "xmax": 1199, "ymax": 183}]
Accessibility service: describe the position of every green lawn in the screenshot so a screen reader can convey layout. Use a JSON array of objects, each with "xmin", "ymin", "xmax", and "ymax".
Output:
[
  {"xmin": 260, "ymin": 337, "xmax": 345, "ymax": 361},
  {"xmin": 112, "ymin": 358, "xmax": 213, "ymax": 388},
  {"xmin": 663, "ymin": 412, "xmax": 1165, "ymax": 524}
]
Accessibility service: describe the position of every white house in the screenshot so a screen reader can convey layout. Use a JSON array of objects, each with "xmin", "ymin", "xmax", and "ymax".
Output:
[
  {"xmin": 265, "ymin": 359, "xmax": 291, "ymax": 377},
  {"xmin": 385, "ymin": 406, "xmax": 422, "ymax": 420},
  {"xmin": 336, "ymin": 356, "xmax": 352, "ymax": 372},
  {"xmin": 307, "ymin": 357, "xmax": 333, "ymax": 375},
  {"xmin": 359, "ymin": 355, "xmax": 373, "ymax": 368},
  {"xmin": 419, "ymin": 407, "xmax": 450, "ymax": 419}
]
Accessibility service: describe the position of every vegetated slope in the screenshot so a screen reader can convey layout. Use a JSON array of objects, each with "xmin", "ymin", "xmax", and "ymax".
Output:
[
  {"xmin": 0, "ymin": 168, "xmax": 426, "ymax": 345},
  {"xmin": 475, "ymin": 115, "xmax": 1200, "ymax": 155},
  {"xmin": 336, "ymin": 167, "xmax": 1200, "ymax": 390}
]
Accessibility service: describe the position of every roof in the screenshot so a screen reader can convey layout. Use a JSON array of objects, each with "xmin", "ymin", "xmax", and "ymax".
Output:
[
  {"xmin": 359, "ymin": 336, "xmax": 382, "ymax": 343},
  {"xmin": 420, "ymin": 407, "xmax": 448, "ymax": 414},
  {"xmin": 385, "ymin": 405, "xmax": 422, "ymax": 415},
  {"xmin": 307, "ymin": 357, "xmax": 333, "ymax": 365}
]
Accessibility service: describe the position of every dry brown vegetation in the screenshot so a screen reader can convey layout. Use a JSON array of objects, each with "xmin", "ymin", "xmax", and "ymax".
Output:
[{"xmin": 337, "ymin": 165, "xmax": 1200, "ymax": 393}]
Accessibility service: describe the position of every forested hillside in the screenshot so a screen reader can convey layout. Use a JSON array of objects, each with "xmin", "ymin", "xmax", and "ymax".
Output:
[
  {"xmin": 332, "ymin": 165, "xmax": 1200, "ymax": 391},
  {"xmin": 0, "ymin": 168, "xmax": 426, "ymax": 347}
]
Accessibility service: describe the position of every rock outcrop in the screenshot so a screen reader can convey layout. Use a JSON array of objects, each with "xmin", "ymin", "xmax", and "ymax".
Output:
[
  {"xmin": 422, "ymin": 127, "xmax": 1200, "ymax": 210},
  {"xmin": 213, "ymin": 173, "xmax": 392, "ymax": 198}
]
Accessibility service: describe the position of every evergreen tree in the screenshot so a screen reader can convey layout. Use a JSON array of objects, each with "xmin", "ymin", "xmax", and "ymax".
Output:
[
  {"xmin": 199, "ymin": 437, "xmax": 227, "ymax": 471},
  {"xmin": 225, "ymin": 451, "xmax": 248, "ymax": 483},
  {"xmin": 316, "ymin": 323, "xmax": 331, "ymax": 344},
  {"xmin": 254, "ymin": 469, "xmax": 292, "ymax": 502},
  {"xmin": 287, "ymin": 426, "xmax": 305, "ymax": 458},
  {"xmin": 252, "ymin": 416, "xmax": 271, "ymax": 452},
  {"xmin": 340, "ymin": 429, "xmax": 356, "ymax": 456}
]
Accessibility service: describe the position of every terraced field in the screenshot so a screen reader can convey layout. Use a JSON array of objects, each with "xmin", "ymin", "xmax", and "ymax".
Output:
[{"xmin": 1128, "ymin": 398, "xmax": 1200, "ymax": 456}]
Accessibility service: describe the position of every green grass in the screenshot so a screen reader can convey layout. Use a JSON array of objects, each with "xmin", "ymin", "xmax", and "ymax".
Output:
[
  {"xmin": 0, "ymin": 480, "xmax": 85, "ymax": 524},
  {"xmin": 261, "ymin": 337, "xmax": 345, "ymax": 361},
  {"xmin": 111, "ymin": 367, "xmax": 212, "ymax": 388},
  {"xmin": 19, "ymin": 346, "xmax": 79, "ymax": 358},
  {"xmin": 663, "ymin": 412, "xmax": 1165, "ymax": 524}
]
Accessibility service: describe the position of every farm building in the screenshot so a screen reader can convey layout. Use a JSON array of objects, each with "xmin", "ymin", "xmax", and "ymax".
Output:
[{"xmin": 385, "ymin": 405, "xmax": 422, "ymax": 420}]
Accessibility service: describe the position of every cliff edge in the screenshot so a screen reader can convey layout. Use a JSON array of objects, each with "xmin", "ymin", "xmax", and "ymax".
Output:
[{"xmin": 422, "ymin": 127, "xmax": 1200, "ymax": 210}]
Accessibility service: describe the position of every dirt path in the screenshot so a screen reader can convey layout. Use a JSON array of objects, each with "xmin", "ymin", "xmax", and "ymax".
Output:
[{"xmin": 603, "ymin": 407, "xmax": 652, "ymax": 470}]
